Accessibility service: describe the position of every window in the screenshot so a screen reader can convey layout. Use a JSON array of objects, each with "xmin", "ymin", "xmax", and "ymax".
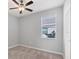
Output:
[{"xmin": 41, "ymin": 16, "xmax": 56, "ymax": 39}]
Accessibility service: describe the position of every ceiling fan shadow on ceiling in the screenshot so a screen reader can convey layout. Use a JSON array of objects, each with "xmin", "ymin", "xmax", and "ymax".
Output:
[{"xmin": 9, "ymin": 0, "xmax": 33, "ymax": 14}]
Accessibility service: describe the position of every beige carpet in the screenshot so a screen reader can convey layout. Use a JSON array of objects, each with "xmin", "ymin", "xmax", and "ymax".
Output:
[{"xmin": 8, "ymin": 46, "xmax": 63, "ymax": 59}]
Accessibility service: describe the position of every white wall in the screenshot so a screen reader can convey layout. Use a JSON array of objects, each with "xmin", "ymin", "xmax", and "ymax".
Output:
[
  {"xmin": 63, "ymin": 0, "xmax": 70, "ymax": 59},
  {"xmin": 8, "ymin": 14, "xmax": 19, "ymax": 47},
  {"xmin": 19, "ymin": 7, "xmax": 63, "ymax": 53}
]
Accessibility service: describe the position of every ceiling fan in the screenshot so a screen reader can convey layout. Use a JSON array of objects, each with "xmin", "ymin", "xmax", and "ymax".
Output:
[{"xmin": 9, "ymin": 0, "xmax": 33, "ymax": 14}]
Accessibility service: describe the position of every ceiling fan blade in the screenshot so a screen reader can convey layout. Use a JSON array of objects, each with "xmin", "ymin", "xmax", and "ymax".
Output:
[
  {"xmin": 9, "ymin": 7, "xmax": 18, "ymax": 9},
  {"xmin": 19, "ymin": 10, "xmax": 22, "ymax": 14},
  {"xmin": 25, "ymin": 8, "xmax": 33, "ymax": 12},
  {"xmin": 25, "ymin": 1, "xmax": 33, "ymax": 6},
  {"xmin": 12, "ymin": 0, "xmax": 19, "ymax": 5}
]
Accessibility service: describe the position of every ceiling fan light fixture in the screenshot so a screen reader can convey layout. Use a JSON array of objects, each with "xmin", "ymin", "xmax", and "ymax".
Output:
[{"xmin": 18, "ymin": 7, "xmax": 24, "ymax": 11}]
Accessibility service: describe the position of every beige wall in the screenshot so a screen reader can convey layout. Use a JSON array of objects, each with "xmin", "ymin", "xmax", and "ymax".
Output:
[
  {"xmin": 8, "ymin": 14, "xmax": 19, "ymax": 47},
  {"xmin": 19, "ymin": 7, "xmax": 63, "ymax": 53}
]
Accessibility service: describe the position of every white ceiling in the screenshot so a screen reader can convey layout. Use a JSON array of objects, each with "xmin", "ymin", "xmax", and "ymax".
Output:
[{"xmin": 8, "ymin": 0, "xmax": 64, "ymax": 17}]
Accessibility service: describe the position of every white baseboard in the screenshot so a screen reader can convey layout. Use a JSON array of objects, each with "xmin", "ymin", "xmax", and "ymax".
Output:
[
  {"xmin": 8, "ymin": 44, "xmax": 64, "ymax": 57},
  {"xmin": 19, "ymin": 44, "xmax": 64, "ymax": 56},
  {"xmin": 8, "ymin": 44, "xmax": 19, "ymax": 49}
]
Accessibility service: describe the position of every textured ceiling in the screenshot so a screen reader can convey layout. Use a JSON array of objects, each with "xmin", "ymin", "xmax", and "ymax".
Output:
[{"xmin": 8, "ymin": 0, "xmax": 64, "ymax": 17}]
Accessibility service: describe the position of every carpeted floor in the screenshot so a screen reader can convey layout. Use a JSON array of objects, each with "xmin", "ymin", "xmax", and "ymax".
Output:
[{"xmin": 8, "ymin": 46, "xmax": 63, "ymax": 59}]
